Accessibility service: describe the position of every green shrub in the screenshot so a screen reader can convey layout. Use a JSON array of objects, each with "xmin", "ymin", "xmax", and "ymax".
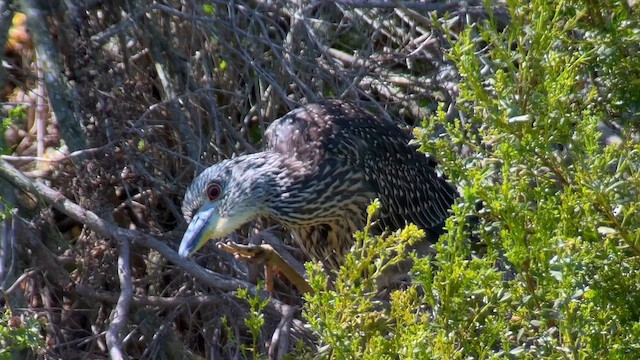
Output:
[
  {"xmin": 0, "ymin": 310, "xmax": 44, "ymax": 359},
  {"xmin": 303, "ymin": 0, "xmax": 640, "ymax": 358},
  {"xmin": 237, "ymin": 284, "xmax": 271, "ymax": 359}
]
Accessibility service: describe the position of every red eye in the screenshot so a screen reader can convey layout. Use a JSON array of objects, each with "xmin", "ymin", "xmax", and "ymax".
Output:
[{"xmin": 206, "ymin": 183, "xmax": 222, "ymax": 200}]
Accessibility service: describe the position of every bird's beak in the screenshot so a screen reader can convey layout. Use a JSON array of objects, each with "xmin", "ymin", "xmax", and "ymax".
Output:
[{"xmin": 179, "ymin": 203, "xmax": 220, "ymax": 257}]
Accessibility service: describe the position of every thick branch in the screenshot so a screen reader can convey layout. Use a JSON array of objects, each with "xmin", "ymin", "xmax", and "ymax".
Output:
[{"xmin": 20, "ymin": 0, "xmax": 87, "ymax": 152}]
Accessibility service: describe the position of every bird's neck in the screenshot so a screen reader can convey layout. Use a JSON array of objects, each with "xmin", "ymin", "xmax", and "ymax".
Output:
[
  {"xmin": 254, "ymin": 151, "xmax": 312, "ymax": 214},
  {"xmin": 247, "ymin": 150, "xmax": 320, "ymax": 225},
  {"xmin": 256, "ymin": 151, "xmax": 371, "ymax": 228}
]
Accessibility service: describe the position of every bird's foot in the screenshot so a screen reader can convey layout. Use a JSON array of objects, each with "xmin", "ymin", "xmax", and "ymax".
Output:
[
  {"xmin": 217, "ymin": 241, "xmax": 273, "ymax": 264},
  {"xmin": 217, "ymin": 241, "xmax": 313, "ymax": 294}
]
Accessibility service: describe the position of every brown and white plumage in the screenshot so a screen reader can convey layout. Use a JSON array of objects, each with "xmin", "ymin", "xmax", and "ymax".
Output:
[{"xmin": 179, "ymin": 100, "xmax": 457, "ymax": 269}]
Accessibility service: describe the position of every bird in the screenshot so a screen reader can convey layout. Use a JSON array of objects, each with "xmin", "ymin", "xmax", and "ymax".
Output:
[{"xmin": 178, "ymin": 100, "xmax": 457, "ymax": 273}]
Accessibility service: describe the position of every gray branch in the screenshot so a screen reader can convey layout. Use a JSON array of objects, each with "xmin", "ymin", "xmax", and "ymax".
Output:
[{"xmin": 20, "ymin": 0, "xmax": 87, "ymax": 152}]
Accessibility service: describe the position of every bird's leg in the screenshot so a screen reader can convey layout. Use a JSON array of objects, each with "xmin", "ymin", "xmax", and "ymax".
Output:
[
  {"xmin": 217, "ymin": 241, "xmax": 313, "ymax": 294},
  {"xmin": 223, "ymin": 241, "xmax": 276, "ymax": 293},
  {"xmin": 264, "ymin": 264, "xmax": 275, "ymax": 293}
]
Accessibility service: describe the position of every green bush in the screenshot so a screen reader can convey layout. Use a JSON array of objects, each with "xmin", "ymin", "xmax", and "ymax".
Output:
[
  {"xmin": 0, "ymin": 310, "xmax": 44, "ymax": 359},
  {"xmin": 303, "ymin": 0, "xmax": 640, "ymax": 358},
  {"xmin": 304, "ymin": 201, "xmax": 431, "ymax": 359}
]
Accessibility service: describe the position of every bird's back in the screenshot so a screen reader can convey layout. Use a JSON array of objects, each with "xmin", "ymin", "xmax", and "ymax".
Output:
[{"xmin": 265, "ymin": 100, "xmax": 457, "ymax": 235}]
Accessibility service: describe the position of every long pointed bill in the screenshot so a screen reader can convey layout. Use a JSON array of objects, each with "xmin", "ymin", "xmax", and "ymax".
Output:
[{"xmin": 179, "ymin": 203, "xmax": 220, "ymax": 257}]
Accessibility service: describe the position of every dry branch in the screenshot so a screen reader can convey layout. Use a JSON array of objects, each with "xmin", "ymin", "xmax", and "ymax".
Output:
[
  {"xmin": 105, "ymin": 216, "xmax": 132, "ymax": 360},
  {"xmin": 0, "ymin": 159, "xmax": 289, "ymax": 303},
  {"xmin": 21, "ymin": 0, "xmax": 87, "ymax": 152}
]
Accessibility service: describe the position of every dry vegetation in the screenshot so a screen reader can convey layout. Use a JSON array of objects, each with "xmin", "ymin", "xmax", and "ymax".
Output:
[{"xmin": 0, "ymin": 0, "xmax": 501, "ymax": 358}]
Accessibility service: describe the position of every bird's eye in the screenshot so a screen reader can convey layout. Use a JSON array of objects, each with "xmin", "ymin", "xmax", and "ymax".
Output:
[{"xmin": 206, "ymin": 183, "xmax": 222, "ymax": 200}]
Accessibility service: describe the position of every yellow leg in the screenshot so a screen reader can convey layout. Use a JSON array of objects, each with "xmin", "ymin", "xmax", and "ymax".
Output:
[{"xmin": 217, "ymin": 241, "xmax": 313, "ymax": 294}]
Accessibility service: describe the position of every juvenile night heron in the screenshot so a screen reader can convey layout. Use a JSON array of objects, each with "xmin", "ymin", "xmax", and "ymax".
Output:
[{"xmin": 179, "ymin": 100, "xmax": 457, "ymax": 274}]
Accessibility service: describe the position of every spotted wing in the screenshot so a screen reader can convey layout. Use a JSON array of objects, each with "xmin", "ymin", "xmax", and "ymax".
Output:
[{"xmin": 265, "ymin": 100, "xmax": 457, "ymax": 231}]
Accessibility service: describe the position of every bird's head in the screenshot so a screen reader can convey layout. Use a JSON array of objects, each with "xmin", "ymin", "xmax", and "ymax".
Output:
[{"xmin": 178, "ymin": 153, "xmax": 283, "ymax": 257}]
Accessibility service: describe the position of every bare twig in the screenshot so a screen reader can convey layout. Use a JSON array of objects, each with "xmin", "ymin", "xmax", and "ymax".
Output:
[
  {"xmin": 269, "ymin": 303, "xmax": 295, "ymax": 360},
  {"xmin": 334, "ymin": 0, "xmax": 461, "ymax": 12},
  {"xmin": 0, "ymin": 141, "xmax": 116, "ymax": 165},
  {"xmin": 90, "ymin": 3, "xmax": 155, "ymax": 48},
  {"xmin": 35, "ymin": 58, "xmax": 45, "ymax": 158},
  {"xmin": 2, "ymin": 269, "xmax": 39, "ymax": 299},
  {"xmin": 0, "ymin": 202, "xmax": 17, "ymax": 291},
  {"xmin": 74, "ymin": 285, "xmax": 225, "ymax": 307},
  {"xmin": 105, "ymin": 225, "xmax": 133, "ymax": 359}
]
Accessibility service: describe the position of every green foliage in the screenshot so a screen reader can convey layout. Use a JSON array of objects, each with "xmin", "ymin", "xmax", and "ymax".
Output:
[
  {"xmin": 237, "ymin": 285, "xmax": 271, "ymax": 359},
  {"xmin": 202, "ymin": 3, "xmax": 215, "ymax": 15},
  {"xmin": 5, "ymin": 105, "xmax": 28, "ymax": 124},
  {"xmin": 303, "ymin": 0, "xmax": 640, "ymax": 358},
  {"xmin": 304, "ymin": 200, "xmax": 429, "ymax": 359},
  {"xmin": 0, "ymin": 105, "xmax": 23, "ymax": 216},
  {"xmin": 0, "ymin": 310, "xmax": 44, "ymax": 359},
  {"xmin": 1, "ymin": 104, "xmax": 27, "ymax": 155}
]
